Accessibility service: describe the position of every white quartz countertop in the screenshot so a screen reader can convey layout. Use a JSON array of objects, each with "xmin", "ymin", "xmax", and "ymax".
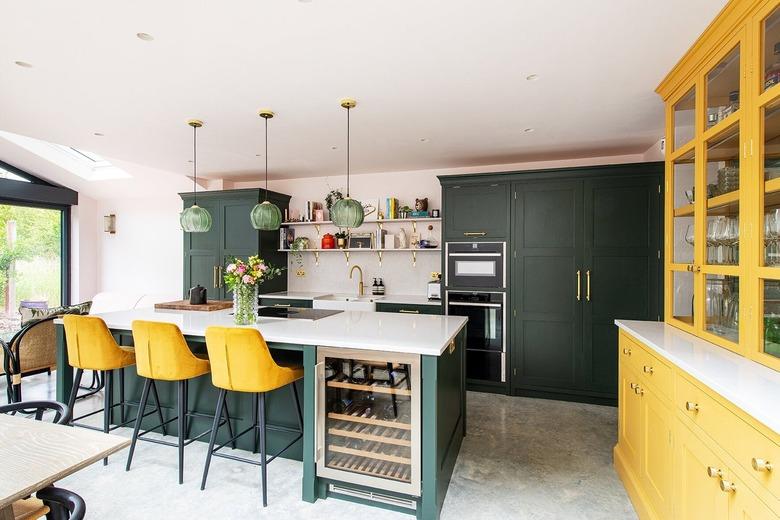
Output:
[
  {"xmin": 260, "ymin": 291, "xmax": 442, "ymax": 306},
  {"xmin": 616, "ymin": 320, "xmax": 780, "ymax": 435},
  {"xmin": 61, "ymin": 308, "xmax": 466, "ymax": 356}
]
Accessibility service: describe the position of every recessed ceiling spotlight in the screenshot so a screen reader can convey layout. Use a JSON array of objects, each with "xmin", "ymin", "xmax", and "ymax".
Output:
[
  {"xmin": 298, "ymin": 0, "xmax": 313, "ymax": 3},
  {"xmin": 419, "ymin": 138, "xmax": 428, "ymax": 142},
  {"xmin": 255, "ymin": 153, "xmax": 262, "ymax": 157},
  {"xmin": 524, "ymin": 128, "xmax": 535, "ymax": 133},
  {"xmin": 14, "ymin": 61, "xmax": 33, "ymax": 68},
  {"xmin": 93, "ymin": 132, "xmax": 104, "ymax": 137},
  {"xmin": 526, "ymin": 74, "xmax": 539, "ymax": 81},
  {"xmin": 331, "ymin": 146, "xmax": 338, "ymax": 150},
  {"xmin": 187, "ymin": 160, "xmax": 193, "ymax": 163},
  {"xmin": 136, "ymin": 32, "xmax": 154, "ymax": 41}
]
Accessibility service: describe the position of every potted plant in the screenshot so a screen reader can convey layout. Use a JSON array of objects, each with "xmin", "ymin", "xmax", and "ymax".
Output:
[
  {"xmin": 290, "ymin": 236, "xmax": 309, "ymax": 267},
  {"xmin": 335, "ymin": 231, "xmax": 348, "ymax": 249},
  {"xmin": 224, "ymin": 256, "xmax": 282, "ymax": 325},
  {"xmin": 325, "ymin": 189, "xmax": 343, "ymax": 215},
  {"xmin": 399, "ymin": 205, "xmax": 413, "ymax": 219}
]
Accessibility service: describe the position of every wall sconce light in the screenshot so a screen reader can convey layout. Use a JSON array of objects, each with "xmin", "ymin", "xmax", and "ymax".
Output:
[{"xmin": 104, "ymin": 214, "xmax": 116, "ymax": 234}]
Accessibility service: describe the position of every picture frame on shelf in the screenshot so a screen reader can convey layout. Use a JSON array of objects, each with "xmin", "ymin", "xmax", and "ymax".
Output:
[{"xmin": 348, "ymin": 232, "xmax": 374, "ymax": 249}]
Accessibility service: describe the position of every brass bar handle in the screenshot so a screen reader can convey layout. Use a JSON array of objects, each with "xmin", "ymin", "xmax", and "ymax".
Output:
[
  {"xmin": 622, "ymin": 347, "xmax": 632, "ymax": 356},
  {"xmin": 218, "ymin": 266, "xmax": 224, "ymax": 288},
  {"xmin": 643, "ymin": 365, "xmax": 654, "ymax": 374},
  {"xmin": 448, "ymin": 339, "xmax": 456, "ymax": 354},
  {"xmin": 463, "ymin": 232, "xmax": 487, "ymax": 237},
  {"xmin": 212, "ymin": 266, "xmax": 218, "ymax": 289},
  {"xmin": 399, "ymin": 309, "xmax": 420, "ymax": 314},
  {"xmin": 586, "ymin": 270, "xmax": 591, "ymax": 302},
  {"xmin": 576, "ymin": 270, "xmax": 581, "ymax": 301},
  {"xmin": 719, "ymin": 480, "xmax": 736, "ymax": 493},
  {"xmin": 629, "ymin": 382, "xmax": 639, "ymax": 390},
  {"xmin": 707, "ymin": 466, "xmax": 723, "ymax": 478},
  {"xmin": 274, "ymin": 304, "xmax": 291, "ymax": 307},
  {"xmin": 685, "ymin": 401, "xmax": 699, "ymax": 412},
  {"xmin": 752, "ymin": 458, "xmax": 773, "ymax": 472}
]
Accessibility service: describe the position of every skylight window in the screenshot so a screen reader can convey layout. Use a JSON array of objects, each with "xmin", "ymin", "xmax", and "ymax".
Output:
[
  {"xmin": 0, "ymin": 130, "xmax": 130, "ymax": 181},
  {"xmin": 0, "ymin": 164, "xmax": 31, "ymax": 182}
]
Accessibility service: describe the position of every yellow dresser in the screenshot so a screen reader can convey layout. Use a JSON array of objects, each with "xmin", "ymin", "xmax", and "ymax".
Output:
[{"xmin": 615, "ymin": 320, "xmax": 780, "ymax": 519}]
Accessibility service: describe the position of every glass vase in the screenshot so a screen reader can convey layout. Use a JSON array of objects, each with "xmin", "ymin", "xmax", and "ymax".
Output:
[{"xmin": 233, "ymin": 284, "xmax": 258, "ymax": 325}]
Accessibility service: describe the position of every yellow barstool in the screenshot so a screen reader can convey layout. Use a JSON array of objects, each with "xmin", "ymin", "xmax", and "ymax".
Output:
[
  {"xmin": 201, "ymin": 326, "xmax": 303, "ymax": 507},
  {"xmin": 62, "ymin": 315, "xmax": 166, "ymax": 465},
  {"xmin": 126, "ymin": 320, "xmax": 234, "ymax": 484}
]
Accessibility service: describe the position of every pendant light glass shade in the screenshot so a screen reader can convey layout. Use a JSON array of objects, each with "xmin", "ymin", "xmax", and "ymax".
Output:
[
  {"xmin": 331, "ymin": 196, "xmax": 364, "ymax": 228},
  {"xmin": 181, "ymin": 119, "xmax": 212, "ymax": 233},
  {"xmin": 331, "ymin": 98, "xmax": 364, "ymax": 229},
  {"xmin": 180, "ymin": 204, "xmax": 213, "ymax": 232},
  {"xmin": 251, "ymin": 109, "xmax": 282, "ymax": 231},
  {"xmin": 251, "ymin": 200, "xmax": 282, "ymax": 230}
]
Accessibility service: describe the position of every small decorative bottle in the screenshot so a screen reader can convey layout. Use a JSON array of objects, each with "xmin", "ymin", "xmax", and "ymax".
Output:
[
  {"xmin": 378, "ymin": 278, "xmax": 386, "ymax": 295},
  {"xmin": 372, "ymin": 278, "xmax": 380, "ymax": 295}
]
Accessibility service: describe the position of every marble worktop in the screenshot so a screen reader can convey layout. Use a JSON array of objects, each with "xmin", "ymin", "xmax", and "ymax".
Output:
[
  {"xmin": 616, "ymin": 320, "xmax": 780, "ymax": 434},
  {"xmin": 259, "ymin": 291, "xmax": 442, "ymax": 306},
  {"xmin": 59, "ymin": 307, "xmax": 465, "ymax": 356}
]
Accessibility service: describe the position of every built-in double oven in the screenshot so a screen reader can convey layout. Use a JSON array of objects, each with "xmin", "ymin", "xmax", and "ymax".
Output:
[{"xmin": 445, "ymin": 242, "xmax": 506, "ymax": 385}]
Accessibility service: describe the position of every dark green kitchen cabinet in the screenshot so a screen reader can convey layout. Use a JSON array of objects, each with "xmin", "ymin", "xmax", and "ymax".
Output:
[
  {"xmin": 443, "ymin": 182, "xmax": 509, "ymax": 240},
  {"xmin": 375, "ymin": 302, "xmax": 443, "ymax": 315},
  {"xmin": 510, "ymin": 166, "xmax": 662, "ymax": 404},
  {"xmin": 181, "ymin": 189, "xmax": 290, "ymax": 301}
]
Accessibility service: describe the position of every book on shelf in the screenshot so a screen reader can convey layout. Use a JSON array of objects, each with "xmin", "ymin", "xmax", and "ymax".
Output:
[
  {"xmin": 306, "ymin": 201, "xmax": 323, "ymax": 221},
  {"xmin": 280, "ymin": 227, "xmax": 294, "ymax": 249},
  {"xmin": 385, "ymin": 197, "xmax": 399, "ymax": 219},
  {"xmin": 409, "ymin": 210, "xmax": 429, "ymax": 218}
]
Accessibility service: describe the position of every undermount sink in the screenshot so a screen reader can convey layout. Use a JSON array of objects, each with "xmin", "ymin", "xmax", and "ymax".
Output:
[{"xmin": 313, "ymin": 294, "xmax": 384, "ymax": 312}]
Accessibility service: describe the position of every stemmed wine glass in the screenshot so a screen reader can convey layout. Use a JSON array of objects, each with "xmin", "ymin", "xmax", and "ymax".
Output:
[
  {"xmin": 707, "ymin": 219, "xmax": 717, "ymax": 264},
  {"xmin": 725, "ymin": 217, "xmax": 739, "ymax": 265}
]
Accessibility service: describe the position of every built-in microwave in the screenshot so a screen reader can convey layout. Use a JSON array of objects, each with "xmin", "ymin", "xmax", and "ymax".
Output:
[{"xmin": 445, "ymin": 242, "xmax": 505, "ymax": 289}]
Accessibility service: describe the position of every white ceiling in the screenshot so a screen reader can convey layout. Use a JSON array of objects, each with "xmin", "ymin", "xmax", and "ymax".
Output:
[{"xmin": 0, "ymin": 0, "xmax": 727, "ymax": 183}]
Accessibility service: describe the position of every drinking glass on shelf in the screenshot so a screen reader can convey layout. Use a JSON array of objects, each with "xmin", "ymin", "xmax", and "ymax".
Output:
[
  {"xmin": 766, "ymin": 212, "xmax": 775, "ymax": 265},
  {"xmin": 770, "ymin": 210, "xmax": 780, "ymax": 266},
  {"xmin": 706, "ymin": 279, "xmax": 724, "ymax": 334},
  {"xmin": 707, "ymin": 219, "xmax": 717, "ymax": 264},
  {"xmin": 725, "ymin": 217, "xmax": 739, "ymax": 265}
]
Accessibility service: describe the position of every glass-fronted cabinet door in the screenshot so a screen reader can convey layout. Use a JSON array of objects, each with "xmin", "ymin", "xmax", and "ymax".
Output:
[
  {"xmin": 700, "ymin": 38, "xmax": 743, "ymax": 351},
  {"xmin": 315, "ymin": 347, "xmax": 421, "ymax": 496},
  {"xmin": 756, "ymin": 3, "xmax": 780, "ymax": 370},
  {"xmin": 670, "ymin": 145, "xmax": 696, "ymax": 328}
]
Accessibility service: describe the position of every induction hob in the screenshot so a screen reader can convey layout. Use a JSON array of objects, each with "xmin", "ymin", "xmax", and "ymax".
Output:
[{"xmin": 257, "ymin": 306, "xmax": 343, "ymax": 320}]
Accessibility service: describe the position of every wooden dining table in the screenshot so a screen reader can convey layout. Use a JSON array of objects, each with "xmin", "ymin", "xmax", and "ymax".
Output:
[{"xmin": 0, "ymin": 413, "xmax": 130, "ymax": 519}]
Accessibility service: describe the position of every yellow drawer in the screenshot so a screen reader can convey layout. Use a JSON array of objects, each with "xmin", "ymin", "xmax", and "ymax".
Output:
[
  {"xmin": 619, "ymin": 331, "xmax": 672, "ymax": 401},
  {"xmin": 677, "ymin": 373, "xmax": 780, "ymax": 502}
]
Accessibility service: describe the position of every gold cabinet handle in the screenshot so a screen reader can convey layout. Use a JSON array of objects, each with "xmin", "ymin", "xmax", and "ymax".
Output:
[
  {"xmin": 448, "ymin": 339, "xmax": 456, "ymax": 354},
  {"xmin": 399, "ymin": 309, "xmax": 420, "ymax": 314},
  {"xmin": 707, "ymin": 466, "xmax": 723, "ymax": 479},
  {"xmin": 586, "ymin": 270, "xmax": 591, "ymax": 302},
  {"xmin": 576, "ymin": 270, "xmax": 581, "ymax": 301},
  {"xmin": 694, "ymin": 265, "xmax": 702, "ymax": 273},
  {"xmin": 719, "ymin": 480, "xmax": 737, "ymax": 493},
  {"xmin": 463, "ymin": 232, "xmax": 487, "ymax": 237},
  {"xmin": 630, "ymin": 382, "xmax": 639, "ymax": 390},
  {"xmin": 212, "ymin": 266, "xmax": 218, "ymax": 288},
  {"xmin": 273, "ymin": 303, "xmax": 291, "ymax": 307},
  {"xmin": 643, "ymin": 365, "xmax": 654, "ymax": 374},
  {"xmin": 752, "ymin": 458, "xmax": 773, "ymax": 472},
  {"xmin": 686, "ymin": 264, "xmax": 692, "ymax": 272},
  {"xmin": 634, "ymin": 386, "xmax": 644, "ymax": 396},
  {"xmin": 685, "ymin": 401, "xmax": 699, "ymax": 412},
  {"xmin": 622, "ymin": 347, "xmax": 632, "ymax": 356}
]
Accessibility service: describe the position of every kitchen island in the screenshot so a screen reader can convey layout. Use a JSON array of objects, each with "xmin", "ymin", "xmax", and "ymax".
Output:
[{"xmin": 54, "ymin": 308, "xmax": 467, "ymax": 519}]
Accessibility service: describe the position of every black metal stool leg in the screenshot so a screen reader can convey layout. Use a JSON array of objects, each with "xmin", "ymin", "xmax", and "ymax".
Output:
[
  {"xmin": 126, "ymin": 378, "xmax": 152, "ymax": 471},
  {"xmin": 119, "ymin": 368, "xmax": 126, "ymax": 423},
  {"xmin": 222, "ymin": 393, "xmax": 236, "ymax": 449},
  {"xmin": 150, "ymin": 380, "xmax": 167, "ymax": 436},
  {"xmin": 103, "ymin": 370, "xmax": 114, "ymax": 465},
  {"xmin": 66, "ymin": 369, "xmax": 84, "ymax": 421},
  {"xmin": 200, "ymin": 388, "xmax": 226, "ymax": 490},
  {"xmin": 183, "ymin": 379, "xmax": 191, "ymax": 439},
  {"xmin": 251, "ymin": 393, "xmax": 259, "ymax": 453},
  {"xmin": 177, "ymin": 379, "xmax": 186, "ymax": 485},
  {"xmin": 259, "ymin": 392, "xmax": 268, "ymax": 507}
]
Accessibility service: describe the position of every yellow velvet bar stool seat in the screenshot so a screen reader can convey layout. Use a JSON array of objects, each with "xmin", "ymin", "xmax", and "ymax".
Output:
[
  {"xmin": 131, "ymin": 320, "xmax": 210, "ymax": 381},
  {"xmin": 205, "ymin": 327, "xmax": 303, "ymax": 392},
  {"xmin": 62, "ymin": 314, "xmax": 135, "ymax": 371},
  {"xmin": 200, "ymin": 326, "xmax": 304, "ymax": 507}
]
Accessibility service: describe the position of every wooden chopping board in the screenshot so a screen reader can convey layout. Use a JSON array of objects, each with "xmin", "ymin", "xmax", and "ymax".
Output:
[{"xmin": 154, "ymin": 300, "xmax": 233, "ymax": 311}]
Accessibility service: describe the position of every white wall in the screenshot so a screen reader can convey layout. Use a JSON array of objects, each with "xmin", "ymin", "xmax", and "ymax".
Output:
[{"xmin": 70, "ymin": 194, "xmax": 98, "ymax": 303}]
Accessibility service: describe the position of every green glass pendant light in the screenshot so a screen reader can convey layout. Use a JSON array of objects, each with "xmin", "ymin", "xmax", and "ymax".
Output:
[
  {"xmin": 250, "ymin": 109, "xmax": 282, "ymax": 231},
  {"xmin": 180, "ymin": 119, "xmax": 213, "ymax": 233},
  {"xmin": 330, "ymin": 98, "xmax": 364, "ymax": 229}
]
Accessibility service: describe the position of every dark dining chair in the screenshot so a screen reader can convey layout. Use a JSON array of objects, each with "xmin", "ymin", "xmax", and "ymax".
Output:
[
  {"xmin": 0, "ymin": 399, "xmax": 71, "ymax": 424},
  {"xmin": 36, "ymin": 486, "xmax": 86, "ymax": 520}
]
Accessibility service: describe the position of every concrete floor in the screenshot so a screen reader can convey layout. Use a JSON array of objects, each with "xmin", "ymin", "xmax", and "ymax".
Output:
[{"xmin": 3, "ymin": 373, "xmax": 637, "ymax": 519}]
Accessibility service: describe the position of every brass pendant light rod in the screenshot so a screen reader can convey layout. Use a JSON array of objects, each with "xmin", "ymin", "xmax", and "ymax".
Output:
[
  {"xmin": 340, "ymin": 98, "xmax": 356, "ymax": 197},
  {"xmin": 187, "ymin": 119, "xmax": 203, "ymax": 204},
  {"xmin": 259, "ymin": 109, "xmax": 274, "ymax": 202}
]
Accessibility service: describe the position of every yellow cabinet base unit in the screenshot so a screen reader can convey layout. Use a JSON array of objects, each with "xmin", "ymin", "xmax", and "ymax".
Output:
[{"xmin": 615, "ymin": 322, "xmax": 780, "ymax": 519}]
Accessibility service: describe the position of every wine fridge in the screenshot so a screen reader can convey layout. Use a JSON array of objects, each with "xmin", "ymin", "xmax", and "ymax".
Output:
[{"xmin": 316, "ymin": 347, "xmax": 421, "ymax": 497}]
